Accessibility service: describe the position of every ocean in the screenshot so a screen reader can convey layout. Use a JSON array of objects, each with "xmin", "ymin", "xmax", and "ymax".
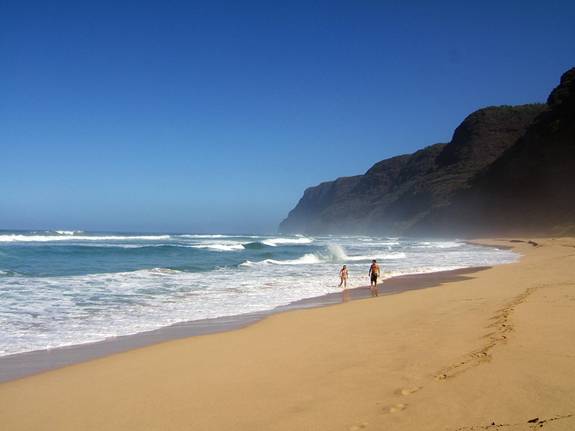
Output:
[{"xmin": 0, "ymin": 230, "xmax": 518, "ymax": 357}]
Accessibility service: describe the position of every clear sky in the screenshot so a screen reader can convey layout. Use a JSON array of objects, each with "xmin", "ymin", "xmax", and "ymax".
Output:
[{"xmin": 1, "ymin": 1, "xmax": 574, "ymax": 233}]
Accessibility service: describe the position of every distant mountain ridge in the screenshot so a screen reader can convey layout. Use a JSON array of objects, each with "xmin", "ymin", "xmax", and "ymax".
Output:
[{"xmin": 279, "ymin": 67, "xmax": 575, "ymax": 236}]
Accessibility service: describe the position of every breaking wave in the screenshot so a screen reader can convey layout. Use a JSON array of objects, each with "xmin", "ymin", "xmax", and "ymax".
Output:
[
  {"xmin": 0, "ymin": 232, "xmax": 520, "ymax": 357},
  {"xmin": 415, "ymin": 241, "xmax": 463, "ymax": 249},
  {"xmin": 191, "ymin": 243, "xmax": 246, "ymax": 251},
  {"xmin": 54, "ymin": 230, "xmax": 84, "ymax": 236},
  {"xmin": 241, "ymin": 254, "xmax": 321, "ymax": 266},
  {"xmin": 324, "ymin": 243, "xmax": 406, "ymax": 262},
  {"xmin": 240, "ymin": 244, "xmax": 407, "ymax": 267},
  {"xmin": 260, "ymin": 237, "xmax": 313, "ymax": 247},
  {"xmin": 0, "ymin": 234, "xmax": 172, "ymax": 242}
]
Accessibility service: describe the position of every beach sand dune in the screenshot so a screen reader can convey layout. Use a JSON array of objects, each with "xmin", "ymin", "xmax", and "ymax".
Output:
[{"xmin": 1, "ymin": 238, "xmax": 574, "ymax": 430}]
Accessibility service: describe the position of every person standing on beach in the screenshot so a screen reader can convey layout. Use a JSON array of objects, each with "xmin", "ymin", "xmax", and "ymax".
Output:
[
  {"xmin": 339, "ymin": 265, "xmax": 349, "ymax": 288},
  {"xmin": 369, "ymin": 259, "xmax": 380, "ymax": 297}
]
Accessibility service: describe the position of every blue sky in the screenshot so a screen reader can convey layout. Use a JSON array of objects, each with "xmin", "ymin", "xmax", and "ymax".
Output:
[{"xmin": 1, "ymin": 1, "xmax": 574, "ymax": 233}]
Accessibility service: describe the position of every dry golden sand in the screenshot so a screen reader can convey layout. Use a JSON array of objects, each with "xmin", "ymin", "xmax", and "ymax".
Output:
[{"xmin": 1, "ymin": 238, "xmax": 574, "ymax": 430}]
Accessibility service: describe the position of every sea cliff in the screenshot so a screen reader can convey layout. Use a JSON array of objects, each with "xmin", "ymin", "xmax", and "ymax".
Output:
[{"xmin": 280, "ymin": 68, "xmax": 575, "ymax": 236}]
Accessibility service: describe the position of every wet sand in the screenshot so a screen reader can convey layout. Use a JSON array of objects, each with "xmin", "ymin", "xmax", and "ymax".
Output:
[{"xmin": 1, "ymin": 238, "xmax": 574, "ymax": 430}]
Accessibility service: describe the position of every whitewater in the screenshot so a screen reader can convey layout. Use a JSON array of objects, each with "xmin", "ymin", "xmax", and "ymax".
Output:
[{"xmin": 0, "ymin": 230, "xmax": 518, "ymax": 357}]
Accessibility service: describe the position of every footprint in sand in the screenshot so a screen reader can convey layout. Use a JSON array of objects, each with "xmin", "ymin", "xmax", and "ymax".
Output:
[
  {"xmin": 382, "ymin": 403, "xmax": 407, "ymax": 414},
  {"xmin": 348, "ymin": 422, "xmax": 369, "ymax": 430},
  {"xmin": 394, "ymin": 386, "xmax": 422, "ymax": 396}
]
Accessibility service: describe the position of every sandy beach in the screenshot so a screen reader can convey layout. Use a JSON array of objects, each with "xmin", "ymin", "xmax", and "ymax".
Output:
[
  {"xmin": 0, "ymin": 266, "xmax": 485, "ymax": 384},
  {"xmin": 1, "ymin": 238, "xmax": 574, "ymax": 430}
]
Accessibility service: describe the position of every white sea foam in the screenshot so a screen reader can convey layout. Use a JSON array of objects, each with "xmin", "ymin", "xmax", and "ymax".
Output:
[
  {"xmin": 241, "ymin": 253, "xmax": 321, "ymax": 267},
  {"xmin": 0, "ymin": 234, "xmax": 172, "ymax": 242},
  {"xmin": 79, "ymin": 243, "xmax": 173, "ymax": 249},
  {"xmin": 261, "ymin": 237, "xmax": 313, "ymax": 246},
  {"xmin": 0, "ymin": 235, "xmax": 519, "ymax": 357},
  {"xmin": 346, "ymin": 252, "xmax": 407, "ymax": 261},
  {"xmin": 146, "ymin": 267, "xmax": 184, "ymax": 274},
  {"xmin": 415, "ymin": 241, "xmax": 463, "ymax": 249},
  {"xmin": 325, "ymin": 244, "xmax": 406, "ymax": 262},
  {"xmin": 241, "ymin": 245, "xmax": 407, "ymax": 267},
  {"xmin": 177, "ymin": 234, "xmax": 262, "ymax": 239},
  {"xmin": 54, "ymin": 230, "xmax": 84, "ymax": 235},
  {"xmin": 191, "ymin": 243, "xmax": 246, "ymax": 251},
  {"xmin": 178, "ymin": 234, "xmax": 228, "ymax": 239},
  {"xmin": 242, "ymin": 255, "xmax": 315, "ymax": 266}
]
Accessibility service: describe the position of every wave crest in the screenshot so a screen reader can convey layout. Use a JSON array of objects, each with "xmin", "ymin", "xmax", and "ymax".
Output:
[
  {"xmin": 54, "ymin": 230, "xmax": 84, "ymax": 236},
  {"xmin": 325, "ymin": 244, "xmax": 406, "ymax": 262},
  {"xmin": 191, "ymin": 243, "xmax": 245, "ymax": 251},
  {"xmin": 0, "ymin": 234, "xmax": 172, "ymax": 242},
  {"xmin": 260, "ymin": 237, "xmax": 313, "ymax": 247},
  {"xmin": 415, "ymin": 241, "xmax": 462, "ymax": 249},
  {"xmin": 241, "ymin": 254, "xmax": 321, "ymax": 267}
]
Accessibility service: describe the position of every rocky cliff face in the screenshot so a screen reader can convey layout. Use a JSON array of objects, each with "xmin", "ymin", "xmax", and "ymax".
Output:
[
  {"xmin": 280, "ymin": 69, "xmax": 575, "ymax": 236},
  {"xmin": 419, "ymin": 67, "xmax": 575, "ymax": 236}
]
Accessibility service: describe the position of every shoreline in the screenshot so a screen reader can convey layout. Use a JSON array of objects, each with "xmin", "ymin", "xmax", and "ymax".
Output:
[
  {"xmin": 0, "ymin": 266, "xmax": 488, "ymax": 383},
  {"xmin": 1, "ymin": 238, "xmax": 574, "ymax": 430}
]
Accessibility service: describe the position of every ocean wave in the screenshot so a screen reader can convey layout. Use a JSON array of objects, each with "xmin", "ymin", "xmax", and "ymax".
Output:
[
  {"xmin": 54, "ymin": 230, "xmax": 84, "ymax": 235},
  {"xmin": 374, "ymin": 241, "xmax": 401, "ymax": 246},
  {"xmin": 178, "ymin": 234, "xmax": 228, "ymax": 239},
  {"xmin": 241, "ymin": 254, "xmax": 321, "ymax": 267},
  {"xmin": 191, "ymin": 243, "xmax": 245, "ymax": 251},
  {"xmin": 415, "ymin": 241, "xmax": 463, "ymax": 249},
  {"xmin": 260, "ymin": 237, "xmax": 313, "ymax": 247},
  {"xmin": 0, "ymin": 234, "xmax": 172, "ymax": 242},
  {"xmin": 144, "ymin": 267, "xmax": 184, "ymax": 275},
  {"xmin": 93, "ymin": 267, "xmax": 187, "ymax": 276},
  {"xmin": 243, "ymin": 238, "xmax": 313, "ymax": 249},
  {"xmin": 345, "ymin": 252, "xmax": 407, "ymax": 261},
  {"xmin": 0, "ymin": 237, "xmax": 520, "ymax": 357},
  {"xmin": 76, "ymin": 243, "xmax": 176, "ymax": 249},
  {"xmin": 243, "ymin": 241, "xmax": 267, "ymax": 250},
  {"xmin": 325, "ymin": 244, "xmax": 406, "ymax": 262},
  {"xmin": 177, "ymin": 234, "xmax": 262, "ymax": 239}
]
